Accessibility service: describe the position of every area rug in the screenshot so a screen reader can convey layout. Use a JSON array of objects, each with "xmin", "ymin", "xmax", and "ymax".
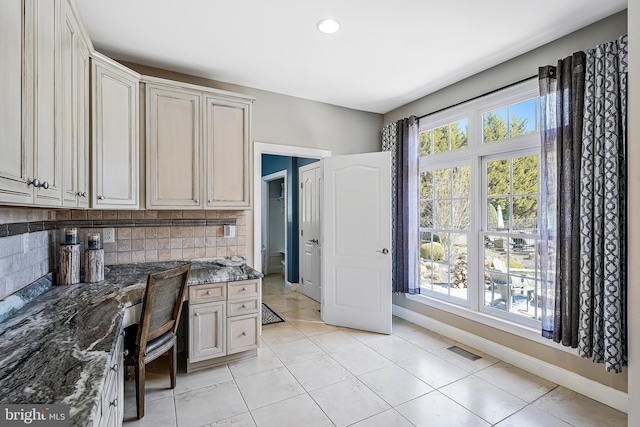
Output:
[{"xmin": 262, "ymin": 303, "xmax": 285, "ymax": 325}]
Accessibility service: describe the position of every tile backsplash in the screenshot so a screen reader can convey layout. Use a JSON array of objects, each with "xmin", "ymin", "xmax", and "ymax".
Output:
[{"xmin": 0, "ymin": 207, "xmax": 247, "ymax": 300}]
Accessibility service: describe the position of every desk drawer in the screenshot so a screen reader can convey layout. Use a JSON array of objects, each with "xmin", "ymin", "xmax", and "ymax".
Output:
[
  {"xmin": 189, "ymin": 282, "xmax": 226, "ymax": 304},
  {"xmin": 228, "ymin": 298, "xmax": 259, "ymax": 317},
  {"xmin": 227, "ymin": 313, "xmax": 259, "ymax": 354},
  {"xmin": 228, "ymin": 279, "xmax": 259, "ymax": 300}
]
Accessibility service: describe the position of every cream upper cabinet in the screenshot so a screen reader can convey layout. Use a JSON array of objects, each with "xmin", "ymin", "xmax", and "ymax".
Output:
[
  {"xmin": 0, "ymin": 0, "xmax": 62, "ymax": 206},
  {"xmin": 31, "ymin": 0, "xmax": 63, "ymax": 206},
  {"xmin": 146, "ymin": 83, "xmax": 202, "ymax": 209},
  {"xmin": 91, "ymin": 53, "xmax": 140, "ymax": 209},
  {"xmin": 205, "ymin": 98, "xmax": 250, "ymax": 208},
  {"xmin": 144, "ymin": 76, "xmax": 254, "ymax": 210},
  {"xmin": 60, "ymin": 0, "xmax": 91, "ymax": 208},
  {"xmin": 0, "ymin": 0, "xmax": 33, "ymax": 204}
]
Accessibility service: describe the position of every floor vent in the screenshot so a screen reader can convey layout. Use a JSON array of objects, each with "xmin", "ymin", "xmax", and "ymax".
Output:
[{"xmin": 447, "ymin": 345, "xmax": 481, "ymax": 361}]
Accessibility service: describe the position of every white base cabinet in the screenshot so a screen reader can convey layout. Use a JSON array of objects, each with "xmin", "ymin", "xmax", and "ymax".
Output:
[
  {"xmin": 187, "ymin": 279, "xmax": 260, "ymax": 372},
  {"xmin": 95, "ymin": 329, "xmax": 124, "ymax": 427}
]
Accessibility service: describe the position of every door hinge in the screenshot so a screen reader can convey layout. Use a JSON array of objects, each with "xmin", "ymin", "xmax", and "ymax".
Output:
[
  {"xmin": 300, "ymin": 182, "xmax": 303, "ymax": 189},
  {"xmin": 301, "ymin": 229, "xmax": 304, "ymax": 236}
]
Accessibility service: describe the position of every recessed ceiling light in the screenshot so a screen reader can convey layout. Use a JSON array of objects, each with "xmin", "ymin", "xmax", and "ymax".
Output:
[{"xmin": 317, "ymin": 18, "xmax": 340, "ymax": 34}]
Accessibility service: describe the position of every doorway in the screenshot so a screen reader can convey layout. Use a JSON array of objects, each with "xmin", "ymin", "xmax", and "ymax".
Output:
[
  {"xmin": 253, "ymin": 143, "xmax": 330, "ymax": 286},
  {"xmin": 262, "ymin": 172, "xmax": 287, "ymax": 279}
]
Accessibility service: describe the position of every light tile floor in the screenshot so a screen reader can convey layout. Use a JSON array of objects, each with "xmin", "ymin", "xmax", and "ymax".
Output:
[{"xmin": 123, "ymin": 274, "xmax": 627, "ymax": 427}]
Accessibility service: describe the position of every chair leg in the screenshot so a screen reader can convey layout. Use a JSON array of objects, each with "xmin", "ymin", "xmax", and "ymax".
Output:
[
  {"xmin": 135, "ymin": 361, "xmax": 146, "ymax": 419},
  {"xmin": 169, "ymin": 343, "xmax": 177, "ymax": 389}
]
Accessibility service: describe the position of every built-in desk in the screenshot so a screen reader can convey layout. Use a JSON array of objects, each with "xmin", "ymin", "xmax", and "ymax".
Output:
[{"xmin": 0, "ymin": 258, "xmax": 262, "ymax": 427}]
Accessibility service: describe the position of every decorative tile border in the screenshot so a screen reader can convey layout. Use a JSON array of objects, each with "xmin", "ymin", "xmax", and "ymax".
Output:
[{"xmin": 0, "ymin": 218, "xmax": 236, "ymax": 238}]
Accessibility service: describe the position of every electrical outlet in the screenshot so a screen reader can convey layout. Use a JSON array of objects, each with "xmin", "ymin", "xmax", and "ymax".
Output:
[{"xmin": 103, "ymin": 228, "xmax": 115, "ymax": 243}]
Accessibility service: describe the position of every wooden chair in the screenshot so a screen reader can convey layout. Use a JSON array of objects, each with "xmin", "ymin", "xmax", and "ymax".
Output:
[{"xmin": 123, "ymin": 263, "xmax": 191, "ymax": 419}]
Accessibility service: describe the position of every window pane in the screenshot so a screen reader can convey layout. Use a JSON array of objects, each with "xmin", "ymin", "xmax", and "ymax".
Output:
[
  {"xmin": 452, "ymin": 165, "xmax": 470, "ymax": 197},
  {"xmin": 483, "ymin": 107, "xmax": 508, "ymax": 143},
  {"xmin": 487, "ymin": 160, "xmax": 510, "ymax": 196},
  {"xmin": 513, "ymin": 196, "xmax": 538, "ymax": 232},
  {"xmin": 435, "ymin": 200, "xmax": 451, "ymax": 229},
  {"xmin": 435, "ymin": 169, "xmax": 452, "ymax": 198},
  {"xmin": 487, "ymin": 198, "xmax": 508, "ymax": 231},
  {"xmin": 420, "ymin": 171, "xmax": 433, "ymax": 198},
  {"xmin": 509, "ymin": 98, "xmax": 537, "ymax": 137},
  {"xmin": 452, "ymin": 200, "xmax": 470, "ymax": 230},
  {"xmin": 451, "ymin": 119, "xmax": 468, "ymax": 150},
  {"xmin": 420, "ymin": 130, "xmax": 432, "ymax": 156},
  {"xmin": 433, "ymin": 125, "xmax": 449, "ymax": 154},
  {"xmin": 512, "ymin": 155, "xmax": 538, "ymax": 194},
  {"xmin": 420, "ymin": 201, "xmax": 433, "ymax": 228}
]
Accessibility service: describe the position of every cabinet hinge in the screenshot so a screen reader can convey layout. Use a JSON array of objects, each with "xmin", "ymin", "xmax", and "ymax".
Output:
[
  {"xmin": 300, "ymin": 182, "xmax": 303, "ymax": 189},
  {"xmin": 301, "ymin": 229, "xmax": 304, "ymax": 236}
]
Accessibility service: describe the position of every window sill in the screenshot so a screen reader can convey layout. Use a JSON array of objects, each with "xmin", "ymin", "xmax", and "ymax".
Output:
[{"xmin": 404, "ymin": 293, "xmax": 578, "ymax": 355}]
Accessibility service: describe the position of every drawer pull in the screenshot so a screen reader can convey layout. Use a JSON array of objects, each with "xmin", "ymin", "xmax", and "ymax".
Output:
[
  {"xmin": 110, "ymin": 399, "xmax": 118, "ymax": 408},
  {"xmin": 206, "ymin": 290, "xmax": 212, "ymax": 295}
]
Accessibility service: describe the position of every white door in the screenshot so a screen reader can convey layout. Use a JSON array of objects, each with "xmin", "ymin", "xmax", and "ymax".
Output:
[
  {"xmin": 299, "ymin": 164, "xmax": 321, "ymax": 302},
  {"xmin": 322, "ymin": 152, "xmax": 392, "ymax": 334}
]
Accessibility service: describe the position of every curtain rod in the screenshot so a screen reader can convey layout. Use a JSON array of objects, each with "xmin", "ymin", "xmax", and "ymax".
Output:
[{"xmin": 416, "ymin": 75, "xmax": 538, "ymax": 121}]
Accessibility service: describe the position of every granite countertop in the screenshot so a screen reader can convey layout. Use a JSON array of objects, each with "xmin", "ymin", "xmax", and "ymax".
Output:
[{"xmin": 0, "ymin": 258, "xmax": 262, "ymax": 426}]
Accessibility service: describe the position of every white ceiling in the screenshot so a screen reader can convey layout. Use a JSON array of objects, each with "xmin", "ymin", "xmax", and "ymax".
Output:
[{"xmin": 75, "ymin": 0, "xmax": 626, "ymax": 114}]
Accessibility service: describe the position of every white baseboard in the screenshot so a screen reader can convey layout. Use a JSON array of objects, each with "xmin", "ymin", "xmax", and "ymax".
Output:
[
  {"xmin": 286, "ymin": 281, "xmax": 297, "ymax": 291},
  {"xmin": 393, "ymin": 304, "xmax": 628, "ymax": 413}
]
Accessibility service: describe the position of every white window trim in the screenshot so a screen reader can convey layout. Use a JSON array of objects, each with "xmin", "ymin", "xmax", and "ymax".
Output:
[{"xmin": 417, "ymin": 78, "xmax": 543, "ymax": 328}]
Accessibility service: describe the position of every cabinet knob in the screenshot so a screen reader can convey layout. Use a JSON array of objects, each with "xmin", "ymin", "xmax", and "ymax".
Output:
[
  {"xmin": 110, "ymin": 399, "xmax": 118, "ymax": 408},
  {"xmin": 82, "ymin": 192, "xmax": 87, "ymax": 198},
  {"xmin": 27, "ymin": 178, "xmax": 40, "ymax": 188},
  {"xmin": 207, "ymin": 199, "xmax": 212, "ymax": 203},
  {"xmin": 99, "ymin": 195, "xmax": 105, "ymax": 200},
  {"xmin": 206, "ymin": 290, "xmax": 212, "ymax": 295},
  {"xmin": 41, "ymin": 181, "xmax": 49, "ymax": 190},
  {"xmin": 241, "ymin": 332, "xmax": 247, "ymax": 336},
  {"xmin": 194, "ymin": 312, "xmax": 200, "ymax": 317},
  {"xmin": 194, "ymin": 199, "xmax": 199, "ymax": 204},
  {"xmin": 110, "ymin": 364, "xmax": 118, "ymax": 372},
  {"xmin": 242, "ymin": 287, "xmax": 247, "ymax": 291},
  {"xmin": 241, "ymin": 304, "xmax": 247, "ymax": 308}
]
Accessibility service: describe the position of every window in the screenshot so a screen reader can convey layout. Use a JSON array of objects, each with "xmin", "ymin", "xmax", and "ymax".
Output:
[{"xmin": 417, "ymin": 80, "xmax": 542, "ymax": 326}]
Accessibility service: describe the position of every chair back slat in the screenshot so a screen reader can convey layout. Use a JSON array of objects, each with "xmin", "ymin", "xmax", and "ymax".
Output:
[{"xmin": 136, "ymin": 263, "xmax": 191, "ymax": 357}]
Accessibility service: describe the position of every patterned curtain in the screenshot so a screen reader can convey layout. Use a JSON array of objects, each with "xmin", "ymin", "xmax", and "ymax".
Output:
[
  {"xmin": 577, "ymin": 35, "xmax": 628, "ymax": 373},
  {"xmin": 538, "ymin": 52, "xmax": 586, "ymax": 346},
  {"xmin": 382, "ymin": 117, "xmax": 420, "ymax": 294},
  {"xmin": 539, "ymin": 36, "xmax": 627, "ymax": 373}
]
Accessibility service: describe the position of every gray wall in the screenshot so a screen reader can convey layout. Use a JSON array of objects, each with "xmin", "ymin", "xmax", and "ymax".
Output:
[
  {"xmin": 385, "ymin": 10, "xmax": 629, "ymax": 393},
  {"xmin": 120, "ymin": 62, "xmax": 383, "ymax": 155}
]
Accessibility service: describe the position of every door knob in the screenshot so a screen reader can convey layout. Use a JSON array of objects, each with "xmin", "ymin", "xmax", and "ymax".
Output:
[{"xmin": 377, "ymin": 248, "xmax": 389, "ymax": 255}]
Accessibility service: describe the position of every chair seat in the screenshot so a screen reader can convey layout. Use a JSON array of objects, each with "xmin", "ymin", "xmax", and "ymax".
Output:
[{"xmin": 124, "ymin": 324, "xmax": 176, "ymax": 364}]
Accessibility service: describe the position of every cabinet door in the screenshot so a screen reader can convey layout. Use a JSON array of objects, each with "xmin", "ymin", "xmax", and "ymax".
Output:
[
  {"xmin": 189, "ymin": 301, "xmax": 225, "ymax": 362},
  {"xmin": 74, "ymin": 31, "xmax": 90, "ymax": 209},
  {"xmin": 0, "ymin": 0, "xmax": 33, "ymax": 204},
  {"xmin": 147, "ymin": 85, "xmax": 202, "ymax": 208},
  {"xmin": 92, "ymin": 56, "xmax": 140, "ymax": 209},
  {"xmin": 205, "ymin": 98, "xmax": 250, "ymax": 209},
  {"xmin": 60, "ymin": 0, "xmax": 90, "ymax": 208},
  {"xmin": 32, "ymin": 0, "xmax": 62, "ymax": 206}
]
